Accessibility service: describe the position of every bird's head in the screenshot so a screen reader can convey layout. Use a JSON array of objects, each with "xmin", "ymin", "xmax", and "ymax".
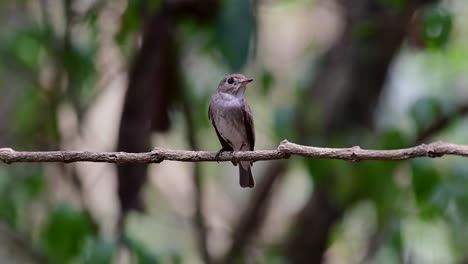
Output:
[{"xmin": 217, "ymin": 73, "xmax": 254, "ymax": 96}]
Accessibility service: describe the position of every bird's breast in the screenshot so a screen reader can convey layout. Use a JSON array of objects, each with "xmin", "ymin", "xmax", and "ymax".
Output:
[{"xmin": 211, "ymin": 97, "xmax": 248, "ymax": 150}]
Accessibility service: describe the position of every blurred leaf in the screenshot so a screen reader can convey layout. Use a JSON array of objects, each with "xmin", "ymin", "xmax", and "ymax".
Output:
[
  {"xmin": 170, "ymin": 254, "xmax": 182, "ymax": 264},
  {"xmin": 354, "ymin": 160, "xmax": 399, "ymax": 218},
  {"xmin": 0, "ymin": 193, "xmax": 17, "ymax": 226},
  {"xmin": 410, "ymin": 159, "xmax": 441, "ymax": 218},
  {"xmin": 390, "ymin": 220, "xmax": 403, "ymax": 254},
  {"xmin": 274, "ymin": 106, "xmax": 295, "ymax": 141},
  {"xmin": 410, "ymin": 97, "xmax": 443, "ymax": 133},
  {"xmin": 116, "ymin": 0, "xmax": 162, "ymax": 56},
  {"xmin": 446, "ymin": 163, "xmax": 468, "ymax": 217},
  {"xmin": 116, "ymin": 0, "xmax": 145, "ymax": 44},
  {"xmin": 264, "ymin": 244, "xmax": 287, "ymax": 264},
  {"xmin": 261, "ymin": 70, "xmax": 274, "ymax": 95},
  {"xmin": 352, "ymin": 21, "xmax": 377, "ymax": 40},
  {"xmin": 13, "ymin": 86, "xmax": 58, "ymax": 147},
  {"xmin": 14, "ymin": 86, "xmax": 42, "ymax": 133},
  {"xmin": 351, "ymin": 129, "xmax": 408, "ymax": 218},
  {"xmin": 62, "ymin": 43, "xmax": 97, "ymax": 104},
  {"xmin": 23, "ymin": 173, "xmax": 45, "ymax": 199},
  {"xmin": 215, "ymin": 0, "xmax": 255, "ymax": 71},
  {"xmin": 83, "ymin": 239, "xmax": 117, "ymax": 264},
  {"xmin": 380, "ymin": 0, "xmax": 407, "ymax": 12},
  {"xmin": 115, "ymin": 1, "xmax": 144, "ymax": 58},
  {"xmin": 12, "ymin": 31, "xmax": 42, "ymax": 69},
  {"xmin": 126, "ymin": 237, "xmax": 160, "ymax": 264},
  {"xmin": 40, "ymin": 204, "xmax": 95, "ymax": 263},
  {"xmin": 422, "ymin": 6, "xmax": 452, "ymax": 49},
  {"xmin": 378, "ymin": 128, "xmax": 409, "ymax": 149},
  {"xmin": 0, "ymin": 28, "xmax": 45, "ymax": 71}
]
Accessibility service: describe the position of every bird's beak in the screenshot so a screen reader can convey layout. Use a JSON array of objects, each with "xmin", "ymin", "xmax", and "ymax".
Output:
[{"xmin": 242, "ymin": 78, "xmax": 254, "ymax": 84}]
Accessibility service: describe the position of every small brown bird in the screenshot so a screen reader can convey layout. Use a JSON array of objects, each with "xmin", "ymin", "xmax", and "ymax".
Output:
[{"xmin": 208, "ymin": 74, "xmax": 255, "ymax": 188}]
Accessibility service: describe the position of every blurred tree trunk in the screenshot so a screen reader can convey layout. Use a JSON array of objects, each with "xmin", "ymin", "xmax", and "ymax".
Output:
[
  {"xmin": 116, "ymin": 0, "xmax": 218, "ymax": 218},
  {"xmin": 286, "ymin": 0, "xmax": 438, "ymax": 263},
  {"xmin": 115, "ymin": 5, "xmax": 219, "ymax": 264},
  {"xmin": 116, "ymin": 8, "xmax": 178, "ymax": 222}
]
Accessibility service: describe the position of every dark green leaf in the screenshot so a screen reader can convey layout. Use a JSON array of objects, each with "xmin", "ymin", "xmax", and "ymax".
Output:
[
  {"xmin": 40, "ymin": 204, "xmax": 95, "ymax": 263},
  {"xmin": 0, "ymin": 194, "xmax": 17, "ymax": 226},
  {"xmin": 116, "ymin": 0, "xmax": 162, "ymax": 56},
  {"xmin": 390, "ymin": 220, "xmax": 403, "ymax": 253},
  {"xmin": 273, "ymin": 107, "xmax": 295, "ymax": 141},
  {"xmin": 378, "ymin": 129, "xmax": 409, "ymax": 149},
  {"xmin": 23, "ymin": 173, "xmax": 45, "ymax": 198},
  {"xmin": 126, "ymin": 237, "xmax": 160, "ymax": 264},
  {"xmin": 261, "ymin": 70, "xmax": 274, "ymax": 95},
  {"xmin": 409, "ymin": 97, "xmax": 443, "ymax": 133},
  {"xmin": 62, "ymin": 43, "xmax": 97, "ymax": 105},
  {"xmin": 83, "ymin": 239, "xmax": 117, "ymax": 264},
  {"xmin": 12, "ymin": 31, "xmax": 42, "ymax": 69},
  {"xmin": 422, "ymin": 6, "xmax": 452, "ymax": 49},
  {"xmin": 215, "ymin": 0, "xmax": 255, "ymax": 71},
  {"xmin": 410, "ymin": 159, "xmax": 441, "ymax": 217},
  {"xmin": 352, "ymin": 21, "xmax": 378, "ymax": 40},
  {"xmin": 380, "ymin": 0, "xmax": 407, "ymax": 12},
  {"xmin": 14, "ymin": 86, "xmax": 43, "ymax": 142}
]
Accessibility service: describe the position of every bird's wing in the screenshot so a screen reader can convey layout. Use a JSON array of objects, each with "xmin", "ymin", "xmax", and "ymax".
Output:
[
  {"xmin": 242, "ymin": 100, "xmax": 255, "ymax": 151},
  {"xmin": 208, "ymin": 102, "xmax": 233, "ymax": 151}
]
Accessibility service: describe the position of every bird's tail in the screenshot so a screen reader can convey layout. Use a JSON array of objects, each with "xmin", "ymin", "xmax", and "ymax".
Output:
[{"xmin": 239, "ymin": 161, "xmax": 255, "ymax": 188}]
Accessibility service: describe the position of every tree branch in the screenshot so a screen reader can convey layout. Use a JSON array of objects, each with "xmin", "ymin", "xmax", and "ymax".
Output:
[
  {"xmin": 1, "ymin": 140, "xmax": 468, "ymax": 164},
  {"xmin": 416, "ymin": 101, "xmax": 468, "ymax": 143}
]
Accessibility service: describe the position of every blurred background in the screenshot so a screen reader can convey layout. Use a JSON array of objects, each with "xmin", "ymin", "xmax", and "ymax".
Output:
[{"xmin": 0, "ymin": 0, "xmax": 468, "ymax": 263}]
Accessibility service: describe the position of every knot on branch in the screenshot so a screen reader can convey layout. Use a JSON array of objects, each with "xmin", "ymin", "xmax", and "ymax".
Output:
[
  {"xmin": 150, "ymin": 148, "xmax": 164, "ymax": 163},
  {"xmin": 277, "ymin": 139, "xmax": 292, "ymax": 158},
  {"xmin": 426, "ymin": 141, "xmax": 444, "ymax": 158},
  {"xmin": 350, "ymin": 146, "xmax": 362, "ymax": 162},
  {"xmin": 0, "ymin": 148, "xmax": 15, "ymax": 164}
]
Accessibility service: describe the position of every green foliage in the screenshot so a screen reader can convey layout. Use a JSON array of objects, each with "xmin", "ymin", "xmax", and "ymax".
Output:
[
  {"xmin": 273, "ymin": 106, "xmax": 296, "ymax": 141},
  {"xmin": 0, "ymin": 166, "xmax": 46, "ymax": 227},
  {"xmin": 380, "ymin": 0, "xmax": 407, "ymax": 12},
  {"xmin": 410, "ymin": 159, "xmax": 442, "ymax": 218},
  {"xmin": 215, "ymin": 0, "xmax": 255, "ymax": 71},
  {"xmin": 62, "ymin": 42, "xmax": 97, "ymax": 98},
  {"xmin": 116, "ymin": 0, "xmax": 162, "ymax": 57},
  {"xmin": 40, "ymin": 204, "xmax": 96, "ymax": 263},
  {"xmin": 0, "ymin": 27, "xmax": 48, "ymax": 74},
  {"xmin": 263, "ymin": 244, "xmax": 287, "ymax": 264},
  {"xmin": 13, "ymin": 85, "xmax": 59, "ymax": 147},
  {"xmin": 410, "ymin": 97, "xmax": 443, "ymax": 133},
  {"xmin": 0, "ymin": 190, "xmax": 17, "ymax": 226},
  {"xmin": 261, "ymin": 70, "xmax": 275, "ymax": 95},
  {"xmin": 352, "ymin": 21, "xmax": 378, "ymax": 40},
  {"xmin": 82, "ymin": 239, "xmax": 117, "ymax": 264},
  {"xmin": 14, "ymin": 86, "xmax": 42, "ymax": 136},
  {"xmin": 116, "ymin": 0, "xmax": 144, "ymax": 53},
  {"xmin": 431, "ymin": 162, "xmax": 468, "ymax": 219},
  {"xmin": 421, "ymin": 6, "xmax": 452, "ymax": 49},
  {"xmin": 125, "ymin": 237, "xmax": 161, "ymax": 264},
  {"xmin": 379, "ymin": 129, "xmax": 410, "ymax": 149},
  {"xmin": 9, "ymin": 30, "xmax": 43, "ymax": 70}
]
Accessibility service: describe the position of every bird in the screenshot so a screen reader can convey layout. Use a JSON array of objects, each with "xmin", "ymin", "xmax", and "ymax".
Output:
[{"xmin": 208, "ymin": 73, "xmax": 256, "ymax": 188}]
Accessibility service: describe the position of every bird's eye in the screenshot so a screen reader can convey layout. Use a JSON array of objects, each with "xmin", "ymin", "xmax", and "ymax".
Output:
[{"xmin": 227, "ymin": 78, "xmax": 234, "ymax": 84}]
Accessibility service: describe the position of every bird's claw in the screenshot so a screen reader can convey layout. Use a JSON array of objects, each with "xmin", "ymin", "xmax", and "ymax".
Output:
[{"xmin": 215, "ymin": 150, "xmax": 223, "ymax": 163}]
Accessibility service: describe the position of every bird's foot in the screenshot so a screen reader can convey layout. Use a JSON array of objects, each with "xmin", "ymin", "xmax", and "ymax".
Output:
[{"xmin": 215, "ymin": 150, "xmax": 224, "ymax": 163}]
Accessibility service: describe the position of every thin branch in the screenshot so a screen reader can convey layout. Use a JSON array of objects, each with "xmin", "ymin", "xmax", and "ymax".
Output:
[
  {"xmin": 416, "ymin": 101, "xmax": 468, "ymax": 143},
  {"xmin": 1, "ymin": 140, "xmax": 468, "ymax": 164}
]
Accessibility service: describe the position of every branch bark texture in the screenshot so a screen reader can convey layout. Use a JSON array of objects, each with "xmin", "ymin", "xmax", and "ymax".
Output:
[{"xmin": 1, "ymin": 140, "xmax": 468, "ymax": 164}]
